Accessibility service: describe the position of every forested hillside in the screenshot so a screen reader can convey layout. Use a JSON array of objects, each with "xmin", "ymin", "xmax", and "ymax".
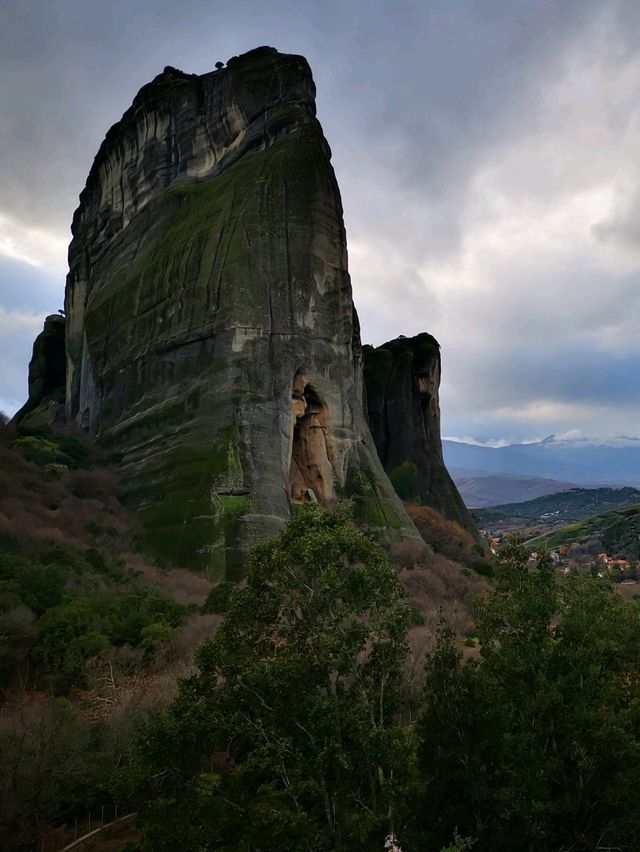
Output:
[
  {"xmin": 474, "ymin": 487, "xmax": 640, "ymax": 530},
  {"xmin": 0, "ymin": 418, "xmax": 218, "ymax": 848},
  {"xmin": 0, "ymin": 417, "xmax": 488, "ymax": 849},
  {"xmin": 530, "ymin": 503, "xmax": 640, "ymax": 560},
  {"xmin": 126, "ymin": 520, "xmax": 640, "ymax": 851}
]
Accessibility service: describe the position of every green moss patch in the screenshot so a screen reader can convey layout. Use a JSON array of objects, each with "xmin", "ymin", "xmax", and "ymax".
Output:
[
  {"xmin": 132, "ymin": 430, "xmax": 249, "ymax": 576},
  {"xmin": 348, "ymin": 471, "xmax": 402, "ymax": 530}
]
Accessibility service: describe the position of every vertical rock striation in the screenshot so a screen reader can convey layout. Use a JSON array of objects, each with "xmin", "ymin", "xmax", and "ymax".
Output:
[
  {"xmin": 363, "ymin": 334, "xmax": 476, "ymax": 533},
  {"xmin": 64, "ymin": 46, "xmax": 421, "ymax": 573}
]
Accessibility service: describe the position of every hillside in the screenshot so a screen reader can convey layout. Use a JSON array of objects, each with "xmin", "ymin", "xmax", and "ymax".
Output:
[
  {"xmin": 0, "ymin": 420, "xmax": 221, "ymax": 849},
  {"xmin": 474, "ymin": 487, "xmax": 640, "ymax": 530},
  {"xmin": 529, "ymin": 503, "xmax": 640, "ymax": 560},
  {"xmin": 0, "ymin": 417, "xmax": 488, "ymax": 849}
]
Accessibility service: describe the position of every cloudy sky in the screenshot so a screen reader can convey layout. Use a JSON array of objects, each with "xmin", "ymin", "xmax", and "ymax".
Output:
[{"xmin": 2, "ymin": 0, "xmax": 640, "ymax": 443}]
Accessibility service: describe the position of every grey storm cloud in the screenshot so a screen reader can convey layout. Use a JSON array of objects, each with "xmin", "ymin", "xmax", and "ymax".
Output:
[{"xmin": 1, "ymin": 0, "xmax": 640, "ymax": 441}]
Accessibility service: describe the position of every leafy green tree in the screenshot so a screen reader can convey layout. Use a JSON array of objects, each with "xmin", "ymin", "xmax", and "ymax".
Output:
[
  {"xmin": 128, "ymin": 504, "xmax": 413, "ymax": 851},
  {"xmin": 416, "ymin": 541, "xmax": 640, "ymax": 851}
]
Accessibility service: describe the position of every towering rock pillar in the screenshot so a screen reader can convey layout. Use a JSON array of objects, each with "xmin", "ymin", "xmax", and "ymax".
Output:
[
  {"xmin": 13, "ymin": 314, "xmax": 66, "ymax": 427},
  {"xmin": 64, "ymin": 47, "xmax": 421, "ymax": 573},
  {"xmin": 364, "ymin": 334, "xmax": 476, "ymax": 533}
]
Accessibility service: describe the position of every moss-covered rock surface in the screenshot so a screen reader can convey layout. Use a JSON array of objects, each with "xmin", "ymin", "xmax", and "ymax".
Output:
[{"xmin": 63, "ymin": 47, "xmax": 421, "ymax": 571}]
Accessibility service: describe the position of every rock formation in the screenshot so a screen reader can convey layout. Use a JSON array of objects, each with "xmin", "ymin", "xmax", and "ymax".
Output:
[
  {"xmin": 63, "ymin": 46, "xmax": 423, "ymax": 573},
  {"xmin": 363, "ymin": 334, "xmax": 476, "ymax": 533},
  {"xmin": 13, "ymin": 314, "xmax": 66, "ymax": 427}
]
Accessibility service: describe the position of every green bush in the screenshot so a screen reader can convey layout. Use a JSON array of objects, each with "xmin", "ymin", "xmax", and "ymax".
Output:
[
  {"xmin": 84, "ymin": 547, "xmax": 107, "ymax": 572},
  {"xmin": 13, "ymin": 429, "xmax": 89, "ymax": 469},
  {"xmin": 15, "ymin": 563, "xmax": 65, "ymax": 615},
  {"xmin": 470, "ymin": 559, "xmax": 494, "ymax": 578},
  {"xmin": 140, "ymin": 621, "xmax": 176, "ymax": 651},
  {"xmin": 202, "ymin": 580, "xmax": 235, "ymax": 613},
  {"xmin": 390, "ymin": 461, "xmax": 419, "ymax": 500},
  {"xmin": 0, "ymin": 546, "xmax": 187, "ymax": 688}
]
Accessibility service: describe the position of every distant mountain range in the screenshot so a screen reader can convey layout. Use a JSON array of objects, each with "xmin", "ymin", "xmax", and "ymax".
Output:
[
  {"xmin": 444, "ymin": 435, "xmax": 640, "ymax": 489},
  {"xmin": 454, "ymin": 474, "xmax": 579, "ymax": 508}
]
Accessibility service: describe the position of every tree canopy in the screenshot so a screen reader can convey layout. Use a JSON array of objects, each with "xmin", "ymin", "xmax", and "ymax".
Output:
[
  {"xmin": 123, "ymin": 522, "xmax": 640, "ymax": 851},
  {"xmin": 129, "ymin": 504, "xmax": 413, "ymax": 851},
  {"xmin": 417, "ymin": 540, "xmax": 640, "ymax": 851}
]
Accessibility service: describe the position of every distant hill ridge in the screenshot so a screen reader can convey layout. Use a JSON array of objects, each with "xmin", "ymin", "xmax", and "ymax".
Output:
[
  {"xmin": 474, "ymin": 487, "xmax": 640, "ymax": 527},
  {"xmin": 444, "ymin": 435, "xmax": 640, "ymax": 485}
]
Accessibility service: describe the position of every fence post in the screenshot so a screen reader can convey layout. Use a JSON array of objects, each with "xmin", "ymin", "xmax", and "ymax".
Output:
[
  {"xmin": 74, "ymin": 818, "xmax": 78, "ymax": 841},
  {"xmin": 101, "ymin": 804, "xmax": 104, "ymax": 825},
  {"xmin": 88, "ymin": 811, "xmax": 91, "ymax": 833}
]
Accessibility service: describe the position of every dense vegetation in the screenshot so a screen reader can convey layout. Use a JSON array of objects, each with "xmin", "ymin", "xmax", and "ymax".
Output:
[
  {"xmin": 125, "ymin": 505, "xmax": 415, "ymax": 850},
  {"xmin": 0, "ymin": 426, "xmax": 188, "ymax": 697},
  {"xmin": 3, "ymin": 420, "xmax": 640, "ymax": 850},
  {"xmin": 418, "ymin": 540, "xmax": 640, "ymax": 850},
  {"xmin": 0, "ymin": 422, "xmax": 198, "ymax": 848},
  {"xmin": 126, "ymin": 510, "xmax": 640, "ymax": 851},
  {"xmin": 530, "ymin": 503, "xmax": 640, "ymax": 560}
]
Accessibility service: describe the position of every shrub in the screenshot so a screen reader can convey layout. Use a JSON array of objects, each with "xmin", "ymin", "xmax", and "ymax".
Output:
[
  {"xmin": 69, "ymin": 468, "xmax": 117, "ymax": 499},
  {"xmin": 140, "ymin": 620, "xmax": 176, "ymax": 651},
  {"xmin": 85, "ymin": 546, "xmax": 107, "ymax": 572},
  {"xmin": 407, "ymin": 504, "xmax": 481, "ymax": 567},
  {"xmin": 202, "ymin": 580, "xmax": 235, "ymax": 613},
  {"xmin": 470, "ymin": 559, "xmax": 493, "ymax": 578},
  {"xmin": 390, "ymin": 461, "xmax": 419, "ymax": 500}
]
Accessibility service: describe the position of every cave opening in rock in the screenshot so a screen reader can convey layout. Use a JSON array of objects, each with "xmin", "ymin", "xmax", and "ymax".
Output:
[{"xmin": 288, "ymin": 374, "xmax": 335, "ymax": 505}]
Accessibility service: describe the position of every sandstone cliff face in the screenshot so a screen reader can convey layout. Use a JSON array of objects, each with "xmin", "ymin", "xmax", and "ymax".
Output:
[
  {"xmin": 363, "ymin": 334, "xmax": 476, "ymax": 533},
  {"xmin": 65, "ymin": 47, "xmax": 421, "ymax": 573},
  {"xmin": 14, "ymin": 314, "xmax": 66, "ymax": 426}
]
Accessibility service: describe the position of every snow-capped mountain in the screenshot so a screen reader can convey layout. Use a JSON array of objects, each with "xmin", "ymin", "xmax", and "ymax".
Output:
[{"xmin": 443, "ymin": 433, "xmax": 640, "ymax": 485}]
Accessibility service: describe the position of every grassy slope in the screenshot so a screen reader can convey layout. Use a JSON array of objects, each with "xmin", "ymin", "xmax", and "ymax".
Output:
[
  {"xmin": 529, "ymin": 503, "xmax": 640, "ymax": 559},
  {"xmin": 0, "ymin": 419, "xmax": 493, "ymax": 847}
]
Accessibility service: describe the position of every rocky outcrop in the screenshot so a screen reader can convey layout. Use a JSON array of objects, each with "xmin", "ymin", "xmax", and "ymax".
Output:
[
  {"xmin": 13, "ymin": 315, "xmax": 66, "ymax": 426},
  {"xmin": 363, "ymin": 334, "xmax": 476, "ymax": 533},
  {"xmin": 64, "ymin": 46, "xmax": 422, "ymax": 573}
]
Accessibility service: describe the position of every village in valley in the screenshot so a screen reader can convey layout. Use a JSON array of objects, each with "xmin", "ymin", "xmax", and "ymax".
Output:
[{"xmin": 480, "ymin": 529, "xmax": 640, "ymax": 588}]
